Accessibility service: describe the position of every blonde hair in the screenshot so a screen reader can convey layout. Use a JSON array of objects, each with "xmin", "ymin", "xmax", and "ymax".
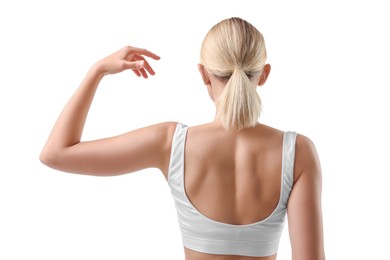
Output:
[{"xmin": 200, "ymin": 17, "xmax": 267, "ymax": 130}]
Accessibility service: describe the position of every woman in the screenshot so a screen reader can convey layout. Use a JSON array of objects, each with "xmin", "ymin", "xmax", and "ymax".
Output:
[{"xmin": 40, "ymin": 17, "xmax": 325, "ymax": 259}]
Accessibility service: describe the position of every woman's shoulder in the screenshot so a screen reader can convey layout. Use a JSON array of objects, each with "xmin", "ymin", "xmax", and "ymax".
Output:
[
  {"xmin": 293, "ymin": 133, "xmax": 321, "ymax": 184},
  {"xmin": 141, "ymin": 121, "xmax": 179, "ymax": 136},
  {"xmin": 254, "ymin": 124, "xmax": 317, "ymax": 149},
  {"xmin": 140, "ymin": 121, "xmax": 179, "ymax": 149},
  {"xmin": 239, "ymin": 124, "xmax": 320, "ymax": 181}
]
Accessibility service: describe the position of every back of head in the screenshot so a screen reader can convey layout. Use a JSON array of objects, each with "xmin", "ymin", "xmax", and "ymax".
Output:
[{"xmin": 200, "ymin": 17, "xmax": 267, "ymax": 130}]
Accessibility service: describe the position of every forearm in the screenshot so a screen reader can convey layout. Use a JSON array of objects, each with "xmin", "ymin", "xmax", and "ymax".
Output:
[{"xmin": 40, "ymin": 64, "xmax": 104, "ymax": 160}]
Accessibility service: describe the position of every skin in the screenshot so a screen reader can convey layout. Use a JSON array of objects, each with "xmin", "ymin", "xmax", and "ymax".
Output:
[{"xmin": 40, "ymin": 46, "xmax": 325, "ymax": 260}]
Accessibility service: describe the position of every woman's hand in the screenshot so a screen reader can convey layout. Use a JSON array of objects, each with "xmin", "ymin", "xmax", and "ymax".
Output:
[{"xmin": 94, "ymin": 46, "xmax": 160, "ymax": 78}]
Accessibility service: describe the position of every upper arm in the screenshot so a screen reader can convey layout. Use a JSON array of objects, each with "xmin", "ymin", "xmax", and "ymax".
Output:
[
  {"xmin": 287, "ymin": 134, "xmax": 326, "ymax": 260},
  {"xmin": 40, "ymin": 122, "xmax": 177, "ymax": 177}
]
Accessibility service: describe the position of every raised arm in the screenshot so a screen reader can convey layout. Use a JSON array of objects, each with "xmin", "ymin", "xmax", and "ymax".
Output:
[
  {"xmin": 287, "ymin": 135, "xmax": 326, "ymax": 260},
  {"xmin": 39, "ymin": 46, "xmax": 176, "ymax": 177}
]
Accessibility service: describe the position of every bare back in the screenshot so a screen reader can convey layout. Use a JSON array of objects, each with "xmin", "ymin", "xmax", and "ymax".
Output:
[{"xmin": 183, "ymin": 122, "xmax": 287, "ymax": 260}]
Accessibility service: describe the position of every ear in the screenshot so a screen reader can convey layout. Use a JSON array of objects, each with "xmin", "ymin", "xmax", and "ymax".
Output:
[
  {"xmin": 258, "ymin": 64, "xmax": 271, "ymax": 86},
  {"xmin": 198, "ymin": 64, "xmax": 211, "ymax": 85}
]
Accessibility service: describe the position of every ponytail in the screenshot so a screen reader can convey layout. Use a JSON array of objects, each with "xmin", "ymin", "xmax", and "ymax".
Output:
[
  {"xmin": 216, "ymin": 69, "xmax": 261, "ymax": 130},
  {"xmin": 200, "ymin": 17, "xmax": 267, "ymax": 130}
]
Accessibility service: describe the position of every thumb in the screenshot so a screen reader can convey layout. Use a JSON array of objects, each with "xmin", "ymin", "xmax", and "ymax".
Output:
[{"xmin": 123, "ymin": 60, "xmax": 144, "ymax": 70}]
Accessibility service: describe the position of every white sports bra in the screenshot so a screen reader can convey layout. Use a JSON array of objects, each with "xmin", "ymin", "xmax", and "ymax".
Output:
[{"xmin": 168, "ymin": 123, "xmax": 297, "ymax": 257}]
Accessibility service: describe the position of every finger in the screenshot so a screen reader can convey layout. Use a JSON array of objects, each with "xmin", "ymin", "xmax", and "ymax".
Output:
[
  {"xmin": 127, "ymin": 65, "xmax": 148, "ymax": 79},
  {"xmin": 141, "ymin": 60, "xmax": 155, "ymax": 76},
  {"xmin": 133, "ymin": 70, "xmax": 141, "ymax": 77},
  {"xmin": 131, "ymin": 47, "xmax": 161, "ymax": 60},
  {"xmin": 138, "ymin": 68, "xmax": 148, "ymax": 78},
  {"xmin": 132, "ymin": 55, "xmax": 156, "ymax": 76},
  {"xmin": 123, "ymin": 60, "xmax": 144, "ymax": 71},
  {"xmin": 128, "ymin": 58, "xmax": 148, "ymax": 78}
]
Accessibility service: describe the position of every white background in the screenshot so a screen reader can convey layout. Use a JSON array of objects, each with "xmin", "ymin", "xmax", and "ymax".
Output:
[{"xmin": 1, "ymin": 0, "xmax": 389, "ymax": 259}]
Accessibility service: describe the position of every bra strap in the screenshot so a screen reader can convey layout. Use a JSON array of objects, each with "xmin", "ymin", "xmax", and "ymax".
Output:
[{"xmin": 280, "ymin": 131, "xmax": 297, "ymax": 206}]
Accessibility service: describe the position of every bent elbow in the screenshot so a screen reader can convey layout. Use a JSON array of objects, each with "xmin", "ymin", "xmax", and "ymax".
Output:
[
  {"xmin": 39, "ymin": 150, "xmax": 52, "ymax": 167},
  {"xmin": 39, "ymin": 148, "xmax": 61, "ymax": 169}
]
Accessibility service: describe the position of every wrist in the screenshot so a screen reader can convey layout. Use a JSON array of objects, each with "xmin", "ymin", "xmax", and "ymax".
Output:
[{"xmin": 90, "ymin": 62, "xmax": 107, "ymax": 79}]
